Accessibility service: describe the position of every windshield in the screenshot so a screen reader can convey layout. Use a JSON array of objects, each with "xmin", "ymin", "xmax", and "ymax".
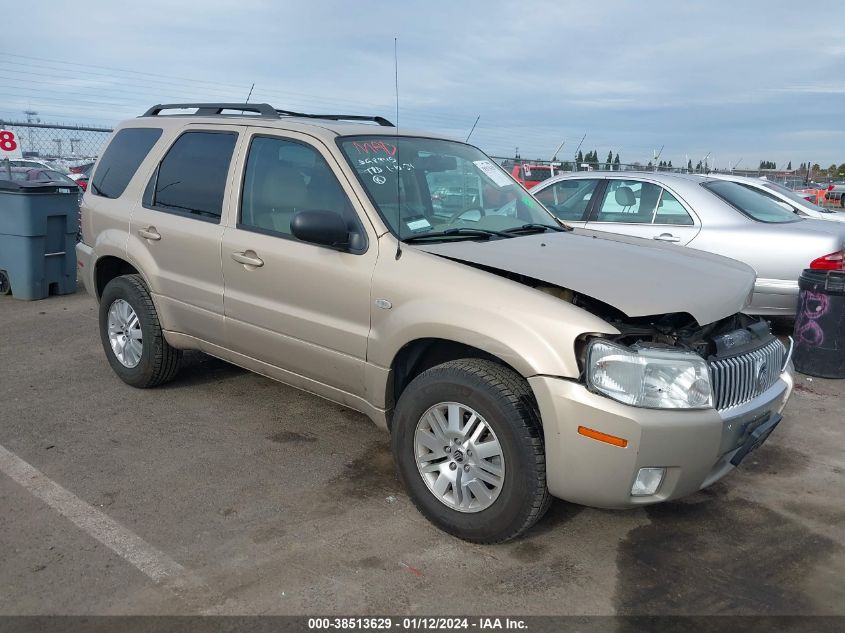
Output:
[
  {"xmin": 339, "ymin": 136, "xmax": 560, "ymax": 240},
  {"xmin": 762, "ymin": 181, "xmax": 830, "ymax": 213},
  {"xmin": 703, "ymin": 180, "xmax": 801, "ymax": 223}
]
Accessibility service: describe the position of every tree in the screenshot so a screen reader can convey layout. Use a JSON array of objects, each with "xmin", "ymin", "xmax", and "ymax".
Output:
[
  {"xmin": 687, "ymin": 159, "xmax": 693, "ymax": 171},
  {"xmin": 614, "ymin": 153, "xmax": 621, "ymax": 168},
  {"xmin": 696, "ymin": 161, "xmax": 703, "ymax": 171},
  {"xmin": 576, "ymin": 150, "xmax": 584, "ymax": 165},
  {"xmin": 606, "ymin": 151, "xmax": 613, "ymax": 171},
  {"xmin": 668, "ymin": 160, "xmax": 673, "ymax": 168},
  {"xmin": 787, "ymin": 161, "xmax": 792, "ymax": 170},
  {"xmin": 838, "ymin": 163, "xmax": 845, "ymax": 176}
]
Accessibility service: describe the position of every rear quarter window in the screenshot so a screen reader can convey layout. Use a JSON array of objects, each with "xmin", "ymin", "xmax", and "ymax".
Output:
[
  {"xmin": 703, "ymin": 180, "xmax": 800, "ymax": 224},
  {"xmin": 90, "ymin": 127, "xmax": 163, "ymax": 199},
  {"xmin": 144, "ymin": 131, "xmax": 237, "ymax": 222}
]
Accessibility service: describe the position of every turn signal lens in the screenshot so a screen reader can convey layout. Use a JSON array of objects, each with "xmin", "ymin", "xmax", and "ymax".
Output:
[{"xmin": 577, "ymin": 425, "xmax": 628, "ymax": 448}]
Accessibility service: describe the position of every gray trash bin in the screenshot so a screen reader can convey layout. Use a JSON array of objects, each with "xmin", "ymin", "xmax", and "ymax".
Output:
[{"xmin": 0, "ymin": 179, "xmax": 79, "ymax": 300}]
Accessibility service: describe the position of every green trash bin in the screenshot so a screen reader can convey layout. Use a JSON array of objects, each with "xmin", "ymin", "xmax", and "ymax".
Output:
[{"xmin": 0, "ymin": 179, "xmax": 80, "ymax": 300}]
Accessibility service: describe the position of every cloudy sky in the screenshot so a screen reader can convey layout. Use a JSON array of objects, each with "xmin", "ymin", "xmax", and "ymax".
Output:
[{"xmin": 3, "ymin": 1, "xmax": 844, "ymax": 167}]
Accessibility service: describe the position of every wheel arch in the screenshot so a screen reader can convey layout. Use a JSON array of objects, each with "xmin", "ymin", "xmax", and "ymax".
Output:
[
  {"xmin": 386, "ymin": 337, "xmax": 528, "ymax": 425},
  {"xmin": 94, "ymin": 255, "xmax": 140, "ymax": 299}
]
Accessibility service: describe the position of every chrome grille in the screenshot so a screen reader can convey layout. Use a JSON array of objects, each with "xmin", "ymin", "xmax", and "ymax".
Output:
[{"xmin": 709, "ymin": 338, "xmax": 786, "ymax": 411}]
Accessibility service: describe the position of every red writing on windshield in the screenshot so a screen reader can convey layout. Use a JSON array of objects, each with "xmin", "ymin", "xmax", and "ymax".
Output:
[{"xmin": 352, "ymin": 141, "xmax": 397, "ymax": 156}]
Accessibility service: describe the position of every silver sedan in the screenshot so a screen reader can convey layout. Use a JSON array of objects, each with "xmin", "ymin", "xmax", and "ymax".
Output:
[{"xmin": 531, "ymin": 172, "xmax": 845, "ymax": 317}]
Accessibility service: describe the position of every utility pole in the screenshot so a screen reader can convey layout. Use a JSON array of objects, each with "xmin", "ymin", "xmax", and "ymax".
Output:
[
  {"xmin": 24, "ymin": 109, "xmax": 38, "ymax": 154},
  {"xmin": 69, "ymin": 138, "xmax": 81, "ymax": 155},
  {"xmin": 573, "ymin": 133, "xmax": 586, "ymax": 171},
  {"xmin": 52, "ymin": 139, "xmax": 62, "ymax": 158},
  {"xmin": 551, "ymin": 139, "xmax": 565, "ymax": 162},
  {"xmin": 653, "ymin": 145, "xmax": 664, "ymax": 171}
]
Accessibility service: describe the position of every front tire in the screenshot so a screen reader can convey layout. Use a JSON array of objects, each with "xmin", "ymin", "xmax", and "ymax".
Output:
[
  {"xmin": 391, "ymin": 359, "xmax": 551, "ymax": 543},
  {"xmin": 98, "ymin": 274, "xmax": 181, "ymax": 388}
]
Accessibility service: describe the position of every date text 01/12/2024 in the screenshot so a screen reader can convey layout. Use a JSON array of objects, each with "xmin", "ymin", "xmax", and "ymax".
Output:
[{"xmin": 307, "ymin": 617, "xmax": 528, "ymax": 630}]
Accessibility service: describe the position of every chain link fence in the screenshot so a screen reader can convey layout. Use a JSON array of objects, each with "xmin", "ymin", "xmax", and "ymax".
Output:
[
  {"xmin": 2, "ymin": 120, "xmax": 837, "ymax": 208},
  {"xmin": 0, "ymin": 120, "xmax": 112, "ymax": 169}
]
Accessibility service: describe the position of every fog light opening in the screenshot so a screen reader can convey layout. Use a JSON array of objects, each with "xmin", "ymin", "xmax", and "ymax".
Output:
[{"xmin": 631, "ymin": 467, "xmax": 666, "ymax": 497}]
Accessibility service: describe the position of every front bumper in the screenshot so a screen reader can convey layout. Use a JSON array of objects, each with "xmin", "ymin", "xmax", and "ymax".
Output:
[
  {"xmin": 75, "ymin": 241, "xmax": 95, "ymax": 298},
  {"xmin": 529, "ymin": 365, "xmax": 793, "ymax": 508}
]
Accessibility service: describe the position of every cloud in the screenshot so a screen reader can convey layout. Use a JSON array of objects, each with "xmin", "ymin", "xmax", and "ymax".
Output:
[{"xmin": 3, "ymin": 0, "xmax": 845, "ymax": 165}]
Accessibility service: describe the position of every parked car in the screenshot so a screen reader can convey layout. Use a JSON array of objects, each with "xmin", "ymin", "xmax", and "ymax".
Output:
[
  {"xmin": 508, "ymin": 162, "xmax": 557, "ymax": 188},
  {"xmin": 705, "ymin": 173, "xmax": 845, "ymax": 222},
  {"xmin": 824, "ymin": 183, "xmax": 845, "ymax": 207},
  {"xmin": 8, "ymin": 158, "xmax": 56, "ymax": 170},
  {"xmin": 77, "ymin": 103, "xmax": 793, "ymax": 542},
  {"xmin": 2, "ymin": 166, "xmax": 80, "ymax": 187},
  {"xmin": 531, "ymin": 172, "xmax": 845, "ymax": 317},
  {"xmin": 68, "ymin": 162, "xmax": 95, "ymax": 191}
]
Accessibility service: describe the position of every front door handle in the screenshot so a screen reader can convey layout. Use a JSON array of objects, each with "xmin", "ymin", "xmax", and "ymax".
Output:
[
  {"xmin": 231, "ymin": 250, "xmax": 264, "ymax": 268},
  {"xmin": 138, "ymin": 226, "xmax": 161, "ymax": 241},
  {"xmin": 653, "ymin": 233, "xmax": 681, "ymax": 243}
]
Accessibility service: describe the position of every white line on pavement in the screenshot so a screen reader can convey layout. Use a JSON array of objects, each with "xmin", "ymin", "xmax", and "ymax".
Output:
[{"xmin": 0, "ymin": 442, "xmax": 204, "ymax": 597}]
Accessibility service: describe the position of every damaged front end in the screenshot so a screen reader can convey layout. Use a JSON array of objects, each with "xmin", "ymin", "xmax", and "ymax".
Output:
[{"xmin": 576, "ymin": 309, "xmax": 792, "ymax": 413}]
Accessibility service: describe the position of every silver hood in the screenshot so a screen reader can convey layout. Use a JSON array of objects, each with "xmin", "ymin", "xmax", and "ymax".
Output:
[{"xmin": 415, "ymin": 231, "xmax": 756, "ymax": 325}]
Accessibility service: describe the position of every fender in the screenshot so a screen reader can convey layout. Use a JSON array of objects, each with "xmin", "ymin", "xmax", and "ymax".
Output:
[{"xmin": 368, "ymin": 243, "xmax": 618, "ymax": 380}]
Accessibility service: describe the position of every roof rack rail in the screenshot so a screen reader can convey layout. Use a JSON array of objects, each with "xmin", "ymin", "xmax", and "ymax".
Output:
[
  {"xmin": 276, "ymin": 110, "xmax": 394, "ymax": 127},
  {"xmin": 141, "ymin": 103, "xmax": 395, "ymax": 127},
  {"xmin": 142, "ymin": 103, "xmax": 279, "ymax": 118}
]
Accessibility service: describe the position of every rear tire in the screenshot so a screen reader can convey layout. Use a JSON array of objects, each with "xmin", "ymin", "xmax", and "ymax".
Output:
[
  {"xmin": 391, "ymin": 358, "xmax": 551, "ymax": 543},
  {"xmin": 99, "ymin": 274, "xmax": 181, "ymax": 388},
  {"xmin": 0, "ymin": 270, "xmax": 10, "ymax": 295}
]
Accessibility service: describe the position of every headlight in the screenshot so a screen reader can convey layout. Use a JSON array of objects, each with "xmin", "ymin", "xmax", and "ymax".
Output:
[{"xmin": 586, "ymin": 340, "xmax": 713, "ymax": 409}]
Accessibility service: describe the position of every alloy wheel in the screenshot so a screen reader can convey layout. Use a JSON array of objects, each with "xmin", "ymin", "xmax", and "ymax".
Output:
[{"xmin": 414, "ymin": 402, "xmax": 505, "ymax": 513}]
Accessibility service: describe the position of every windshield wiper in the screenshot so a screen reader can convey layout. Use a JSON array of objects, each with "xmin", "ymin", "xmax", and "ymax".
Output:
[
  {"xmin": 402, "ymin": 228, "xmax": 514, "ymax": 243},
  {"xmin": 503, "ymin": 223, "xmax": 572, "ymax": 234}
]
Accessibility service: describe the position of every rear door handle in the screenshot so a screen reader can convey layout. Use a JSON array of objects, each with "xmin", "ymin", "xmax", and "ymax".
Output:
[
  {"xmin": 231, "ymin": 250, "xmax": 264, "ymax": 268},
  {"xmin": 138, "ymin": 226, "xmax": 161, "ymax": 241},
  {"xmin": 653, "ymin": 233, "xmax": 681, "ymax": 243}
]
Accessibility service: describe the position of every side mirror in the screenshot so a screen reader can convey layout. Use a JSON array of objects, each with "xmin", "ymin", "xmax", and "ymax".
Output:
[{"xmin": 291, "ymin": 210, "xmax": 351, "ymax": 250}]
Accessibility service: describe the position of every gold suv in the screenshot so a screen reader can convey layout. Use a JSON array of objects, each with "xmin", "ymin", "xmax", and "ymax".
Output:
[{"xmin": 77, "ymin": 103, "xmax": 794, "ymax": 542}]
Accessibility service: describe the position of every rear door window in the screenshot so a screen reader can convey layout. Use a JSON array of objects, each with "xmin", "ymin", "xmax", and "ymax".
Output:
[
  {"xmin": 145, "ymin": 131, "xmax": 237, "ymax": 222},
  {"xmin": 595, "ymin": 180, "xmax": 661, "ymax": 224},
  {"xmin": 91, "ymin": 127, "xmax": 162, "ymax": 199}
]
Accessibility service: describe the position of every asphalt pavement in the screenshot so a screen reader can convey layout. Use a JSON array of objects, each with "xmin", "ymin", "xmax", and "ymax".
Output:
[{"xmin": 1, "ymin": 291, "xmax": 843, "ymax": 616}]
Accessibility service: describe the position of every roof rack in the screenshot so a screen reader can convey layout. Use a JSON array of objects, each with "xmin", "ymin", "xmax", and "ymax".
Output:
[
  {"xmin": 275, "ymin": 110, "xmax": 394, "ymax": 127},
  {"xmin": 142, "ymin": 103, "xmax": 280, "ymax": 117},
  {"xmin": 141, "ymin": 103, "xmax": 394, "ymax": 127}
]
